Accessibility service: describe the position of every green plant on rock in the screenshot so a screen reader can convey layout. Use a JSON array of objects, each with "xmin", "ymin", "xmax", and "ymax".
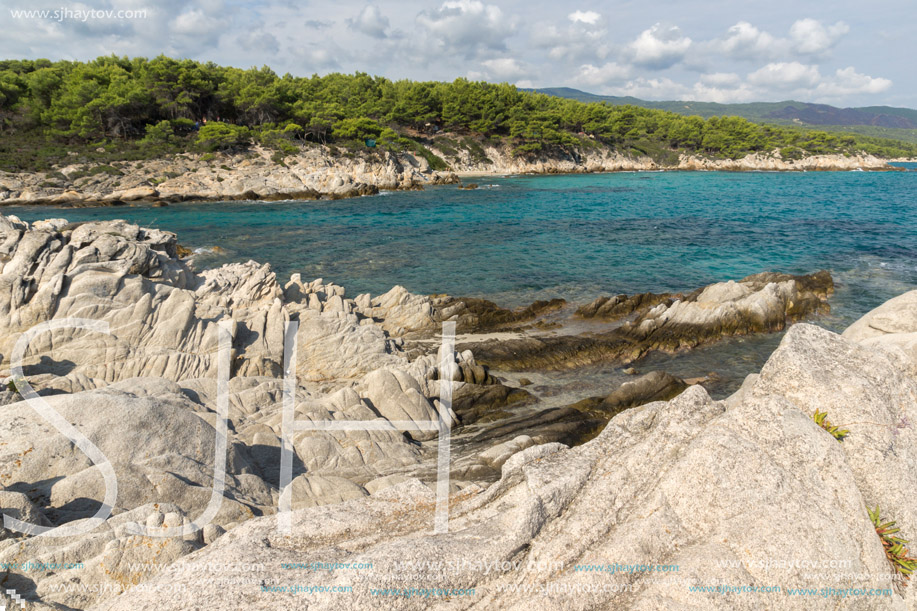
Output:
[
  {"xmin": 5, "ymin": 376, "xmax": 31, "ymax": 396},
  {"xmin": 869, "ymin": 505, "xmax": 917, "ymax": 585},
  {"xmin": 813, "ymin": 409, "xmax": 849, "ymax": 441}
]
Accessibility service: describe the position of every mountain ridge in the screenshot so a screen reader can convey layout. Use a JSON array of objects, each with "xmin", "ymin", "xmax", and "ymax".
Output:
[{"xmin": 527, "ymin": 87, "xmax": 917, "ymax": 142}]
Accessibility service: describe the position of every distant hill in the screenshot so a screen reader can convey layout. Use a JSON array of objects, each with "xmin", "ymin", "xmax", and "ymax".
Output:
[{"xmin": 527, "ymin": 87, "xmax": 917, "ymax": 143}]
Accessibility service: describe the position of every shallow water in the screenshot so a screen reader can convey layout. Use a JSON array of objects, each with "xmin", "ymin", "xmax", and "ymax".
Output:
[{"xmin": 7, "ymin": 168, "xmax": 917, "ymax": 399}]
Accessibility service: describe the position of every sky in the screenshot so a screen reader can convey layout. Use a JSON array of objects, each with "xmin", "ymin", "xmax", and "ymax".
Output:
[{"xmin": 2, "ymin": 0, "xmax": 915, "ymax": 108}]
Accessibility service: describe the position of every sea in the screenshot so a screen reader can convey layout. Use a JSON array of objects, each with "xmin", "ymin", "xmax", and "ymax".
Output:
[{"xmin": 6, "ymin": 164, "xmax": 916, "ymax": 401}]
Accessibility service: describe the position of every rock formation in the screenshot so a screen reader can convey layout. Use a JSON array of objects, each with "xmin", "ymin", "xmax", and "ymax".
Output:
[
  {"xmin": 0, "ymin": 142, "xmax": 894, "ymax": 208},
  {"xmin": 462, "ymin": 271, "xmax": 834, "ymax": 370},
  {"xmin": 94, "ymin": 299, "xmax": 917, "ymax": 611},
  {"xmin": 0, "ymin": 212, "xmax": 910, "ymax": 610}
]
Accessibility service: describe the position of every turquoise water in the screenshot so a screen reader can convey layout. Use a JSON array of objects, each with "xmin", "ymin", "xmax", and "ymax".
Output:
[
  {"xmin": 7, "ymin": 169, "xmax": 916, "ymax": 326},
  {"xmin": 6, "ymin": 168, "xmax": 917, "ymax": 399}
]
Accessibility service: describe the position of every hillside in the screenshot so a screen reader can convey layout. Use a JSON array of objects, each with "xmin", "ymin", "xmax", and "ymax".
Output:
[
  {"xmin": 1, "ymin": 56, "xmax": 916, "ymax": 177},
  {"xmin": 530, "ymin": 87, "xmax": 917, "ymax": 144}
]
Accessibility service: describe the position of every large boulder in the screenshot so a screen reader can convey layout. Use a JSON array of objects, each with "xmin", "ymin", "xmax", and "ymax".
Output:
[{"xmin": 843, "ymin": 290, "xmax": 917, "ymax": 374}]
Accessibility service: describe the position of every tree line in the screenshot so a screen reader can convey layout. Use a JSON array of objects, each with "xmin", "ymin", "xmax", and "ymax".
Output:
[{"xmin": 1, "ymin": 54, "xmax": 915, "ymax": 170}]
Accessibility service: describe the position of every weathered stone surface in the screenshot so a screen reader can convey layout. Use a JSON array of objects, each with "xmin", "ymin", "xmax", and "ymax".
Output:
[
  {"xmin": 569, "ymin": 370, "xmax": 689, "ymax": 416},
  {"xmin": 288, "ymin": 475, "xmax": 368, "ymax": 509},
  {"xmin": 0, "ymin": 387, "xmax": 273, "ymax": 528},
  {"xmin": 575, "ymin": 291, "xmax": 675, "ymax": 320},
  {"xmin": 358, "ymin": 369, "xmax": 440, "ymax": 441},
  {"xmin": 1, "ymin": 503, "xmax": 202, "ymax": 610},
  {"xmin": 97, "ymin": 321, "xmax": 917, "ymax": 610},
  {"xmin": 463, "ymin": 271, "xmax": 833, "ymax": 370},
  {"xmin": 431, "ymin": 296, "xmax": 566, "ymax": 333},
  {"xmin": 0, "ymin": 146, "xmax": 458, "ymax": 206},
  {"xmin": 451, "ymin": 381, "xmax": 535, "ymax": 425},
  {"xmin": 1, "ymin": 212, "xmax": 912, "ymax": 611},
  {"xmin": 843, "ymin": 290, "xmax": 917, "ymax": 373}
]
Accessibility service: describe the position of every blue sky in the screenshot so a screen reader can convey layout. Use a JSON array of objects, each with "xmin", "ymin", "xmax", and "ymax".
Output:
[{"xmin": 2, "ymin": 0, "xmax": 914, "ymax": 107}]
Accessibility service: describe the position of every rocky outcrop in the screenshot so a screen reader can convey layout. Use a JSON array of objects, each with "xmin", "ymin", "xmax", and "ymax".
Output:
[
  {"xmin": 463, "ymin": 271, "xmax": 834, "ymax": 370},
  {"xmin": 575, "ymin": 291, "xmax": 675, "ymax": 321},
  {"xmin": 569, "ymin": 370, "xmax": 689, "ymax": 415},
  {"xmin": 0, "ymin": 212, "xmax": 911, "ymax": 611},
  {"xmin": 0, "ymin": 146, "xmax": 458, "ymax": 206},
  {"xmin": 0, "ymin": 141, "xmax": 895, "ymax": 209},
  {"xmin": 427, "ymin": 137, "xmax": 893, "ymax": 174},
  {"xmin": 352, "ymin": 285, "xmax": 565, "ymax": 337},
  {"xmin": 95, "ymin": 315, "xmax": 917, "ymax": 610},
  {"xmin": 842, "ymin": 290, "xmax": 917, "ymax": 373},
  {"xmin": 676, "ymin": 151, "xmax": 891, "ymax": 171}
]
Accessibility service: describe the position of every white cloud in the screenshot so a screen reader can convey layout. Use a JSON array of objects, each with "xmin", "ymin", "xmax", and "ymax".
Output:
[
  {"xmin": 790, "ymin": 18, "xmax": 849, "ymax": 55},
  {"xmin": 684, "ymin": 82, "xmax": 760, "ymax": 104},
  {"xmin": 815, "ymin": 67, "xmax": 892, "ymax": 97},
  {"xmin": 473, "ymin": 57, "xmax": 532, "ymax": 81},
  {"xmin": 416, "ymin": 0, "xmax": 510, "ymax": 58},
  {"xmin": 630, "ymin": 24, "xmax": 691, "ymax": 69},
  {"xmin": 347, "ymin": 5, "xmax": 390, "ymax": 39},
  {"xmin": 747, "ymin": 61, "xmax": 821, "ymax": 89},
  {"xmin": 532, "ymin": 20, "xmax": 612, "ymax": 64},
  {"xmin": 568, "ymin": 10, "xmax": 600, "ymax": 25},
  {"xmin": 710, "ymin": 19, "xmax": 849, "ymax": 62},
  {"xmin": 614, "ymin": 77, "xmax": 690, "ymax": 99},
  {"xmin": 235, "ymin": 29, "xmax": 280, "ymax": 54},
  {"xmin": 575, "ymin": 62, "xmax": 632, "ymax": 86},
  {"xmin": 685, "ymin": 64, "xmax": 892, "ymax": 103},
  {"xmin": 719, "ymin": 22, "xmax": 778, "ymax": 59}
]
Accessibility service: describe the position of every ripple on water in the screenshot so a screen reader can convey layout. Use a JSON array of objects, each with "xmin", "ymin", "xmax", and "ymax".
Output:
[{"xmin": 6, "ymin": 171, "xmax": 916, "ymax": 400}]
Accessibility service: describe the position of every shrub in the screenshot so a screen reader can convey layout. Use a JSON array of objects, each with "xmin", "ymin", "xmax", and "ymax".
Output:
[
  {"xmin": 170, "ymin": 118, "xmax": 195, "ymax": 134},
  {"xmin": 258, "ymin": 123, "xmax": 303, "ymax": 154},
  {"xmin": 332, "ymin": 117, "xmax": 383, "ymax": 142},
  {"xmin": 196, "ymin": 122, "xmax": 251, "ymax": 151},
  {"xmin": 140, "ymin": 120, "xmax": 175, "ymax": 145},
  {"xmin": 5, "ymin": 376, "xmax": 31, "ymax": 396}
]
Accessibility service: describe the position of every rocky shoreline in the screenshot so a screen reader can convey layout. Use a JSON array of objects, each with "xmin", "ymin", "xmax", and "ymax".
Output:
[
  {"xmin": 0, "ymin": 141, "xmax": 899, "ymax": 207},
  {"xmin": 0, "ymin": 214, "xmax": 914, "ymax": 610}
]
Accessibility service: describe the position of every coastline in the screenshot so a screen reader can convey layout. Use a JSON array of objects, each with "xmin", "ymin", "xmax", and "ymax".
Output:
[
  {"xmin": 1, "ymin": 211, "xmax": 915, "ymax": 611},
  {"xmin": 0, "ymin": 142, "xmax": 901, "ymax": 208}
]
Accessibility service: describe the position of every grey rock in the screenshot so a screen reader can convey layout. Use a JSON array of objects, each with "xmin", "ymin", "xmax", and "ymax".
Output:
[{"xmin": 97, "ymin": 323, "xmax": 916, "ymax": 611}]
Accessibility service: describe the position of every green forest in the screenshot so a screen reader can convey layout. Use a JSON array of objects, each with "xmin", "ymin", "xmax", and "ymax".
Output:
[{"xmin": 1, "ymin": 55, "xmax": 915, "ymax": 172}]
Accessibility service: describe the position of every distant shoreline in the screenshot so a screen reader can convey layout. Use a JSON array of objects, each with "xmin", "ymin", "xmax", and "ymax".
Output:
[{"xmin": 0, "ymin": 145, "xmax": 905, "ymax": 208}]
